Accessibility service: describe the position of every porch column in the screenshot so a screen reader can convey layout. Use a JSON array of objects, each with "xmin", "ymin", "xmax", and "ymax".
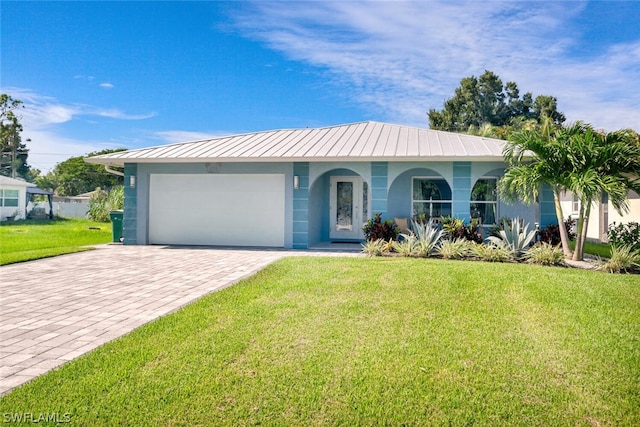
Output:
[
  {"xmin": 539, "ymin": 184, "xmax": 557, "ymax": 227},
  {"xmin": 123, "ymin": 164, "xmax": 137, "ymax": 245},
  {"xmin": 371, "ymin": 162, "xmax": 388, "ymax": 219},
  {"xmin": 292, "ymin": 162, "xmax": 309, "ymax": 249},
  {"xmin": 452, "ymin": 162, "xmax": 471, "ymax": 222}
]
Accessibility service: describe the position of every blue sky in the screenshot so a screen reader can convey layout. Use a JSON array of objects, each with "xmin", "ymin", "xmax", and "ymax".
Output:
[{"xmin": 2, "ymin": 1, "xmax": 639, "ymax": 173}]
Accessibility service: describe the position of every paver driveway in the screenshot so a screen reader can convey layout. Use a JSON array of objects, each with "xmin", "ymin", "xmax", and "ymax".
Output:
[{"xmin": 0, "ymin": 244, "xmax": 359, "ymax": 396}]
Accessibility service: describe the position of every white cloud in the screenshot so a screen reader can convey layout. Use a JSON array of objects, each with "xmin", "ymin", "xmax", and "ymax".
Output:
[
  {"xmin": 99, "ymin": 82, "xmax": 114, "ymax": 89},
  {"xmin": 234, "ymin": 1, "xmax": 639, "ymax": 130},
  {"xmin": 2, "ymin": 87, "xmax": 157, "ymax": 128}
]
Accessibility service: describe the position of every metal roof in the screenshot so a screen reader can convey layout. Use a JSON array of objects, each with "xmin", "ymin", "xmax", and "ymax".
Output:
[
  {"xmin": 0, "ymin": 176, "xmax": 37, "ymax": 187},
  {"xmin": 85, "ymin": 121, "xmax": 507, "ymax": 166}
]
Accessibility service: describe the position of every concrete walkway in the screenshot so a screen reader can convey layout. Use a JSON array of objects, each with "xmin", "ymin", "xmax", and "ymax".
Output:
[{"xmin": 0, "ymin": 244, "xmax": 360, "ymax": 396}]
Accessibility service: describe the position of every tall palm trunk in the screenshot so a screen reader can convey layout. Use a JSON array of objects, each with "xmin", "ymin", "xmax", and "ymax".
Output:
[
  {"xmin": 572, "ymin": 200, "xmax": 592, "ymax": 261},
  {"xmin": 553, "ymin": 188, "xmax": 573, "ymax": 258}
]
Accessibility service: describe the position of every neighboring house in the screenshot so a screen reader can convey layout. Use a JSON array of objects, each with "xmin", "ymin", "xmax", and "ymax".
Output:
[
  {"xmin": 85, "ymin": 121, "xmax": 557, "ymax": 248},
  {"xmin": 560, "ymin": 190, "xmax": 640, "ymax": 243},
  {"xmin": 0, "ymin": 176, "xmax": 36, "ymax": 221}
]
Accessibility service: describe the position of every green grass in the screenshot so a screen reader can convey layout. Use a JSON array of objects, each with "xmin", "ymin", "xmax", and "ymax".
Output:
[
  {"xmin": 0, "ymin": 218, "xmax": 112, "ymax": 265},
  {"xmin": 570, "ymin": 240, "xmax": 612, "ymax": 258},
  {"xmin": 1, "ymin": 257, "xmax": 638, "ymax": 425}
]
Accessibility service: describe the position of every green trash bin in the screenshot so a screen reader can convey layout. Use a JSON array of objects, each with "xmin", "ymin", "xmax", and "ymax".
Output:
[{"xmin": 109, "ymin": 210, "xmax": 124, "ymax": 243}]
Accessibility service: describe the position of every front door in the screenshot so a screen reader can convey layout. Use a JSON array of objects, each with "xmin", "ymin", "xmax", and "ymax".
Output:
[{"xmin": 329, "ymin": 176, "xmax": 368, "ymax": 240}]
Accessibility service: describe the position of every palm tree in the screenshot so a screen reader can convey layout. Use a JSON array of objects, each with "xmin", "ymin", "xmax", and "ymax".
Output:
[
  {"xmin": 499, "ymin": 124, "xmax": 575, "ymax": 257},
  {"xmin": 501, "ymin": 122, "xmax": 640, "ymax": 261},
  {"xmin": 564, "ymin": 125, "xmax": 640, "ymax": 260}
]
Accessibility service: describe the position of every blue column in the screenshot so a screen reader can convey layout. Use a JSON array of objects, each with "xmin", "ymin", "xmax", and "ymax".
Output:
[
  {"xmin": 292, "ymin": 162, "xmax": 309, "ymax": 249},
  {"xmin": 371, "ymin": 162, "xmax": 388, "ymax": 218},
  {"xmin": 539, "ymin": 184, "xmax": 557, "ymax": 227},
  {"xmin": 452, "ymin": 162, "xmax": 471, "ymax": 221},
  {"xmin": 123, "ymin": 164, "xmax": 137, "ymax": 245}
]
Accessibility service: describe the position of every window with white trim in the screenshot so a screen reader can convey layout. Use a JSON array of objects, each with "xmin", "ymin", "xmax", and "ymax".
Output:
[
  {"xmin": 572, "ymin": 194, "xmax": 580, "ymax": 213},
  {"xmin": 412, "ymin": 177, "xmax": 452, "ymax": 218},
  {"xmin": 470, "ymin": 178, "xmax": 497, "ymax": 224},
  {"xmin": 0, "ymin": 189, "xmax": 19, "ymax": 207}
]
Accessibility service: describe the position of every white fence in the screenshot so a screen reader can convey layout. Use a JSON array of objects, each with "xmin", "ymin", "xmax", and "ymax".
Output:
[{"xmin": 33, "ymin": 201, "xmax": 89, "ymax": 219}]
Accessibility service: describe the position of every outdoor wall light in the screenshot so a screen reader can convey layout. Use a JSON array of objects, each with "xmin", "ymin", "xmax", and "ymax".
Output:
[
  {"xmin": 293, "ymin": 175, "xmax": 300, "ymax": 190},
  {"xmin": 129, "ymin": 175, "xmax": 136, "ymax": 188}
]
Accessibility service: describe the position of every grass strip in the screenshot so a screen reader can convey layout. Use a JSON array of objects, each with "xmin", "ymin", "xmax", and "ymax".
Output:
[{"xmin": 0, "ymin": 218, "xmax": 111, "ymax": 265}]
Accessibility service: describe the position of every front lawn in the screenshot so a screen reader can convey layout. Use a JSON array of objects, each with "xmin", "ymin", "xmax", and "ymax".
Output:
[
  {"xmin": 0, "ymin": 218, "xmax": 112, "ymax": 265},
  {"xmin": 1, "ymin": 257, "xmax": 638, "ymax": 425}
]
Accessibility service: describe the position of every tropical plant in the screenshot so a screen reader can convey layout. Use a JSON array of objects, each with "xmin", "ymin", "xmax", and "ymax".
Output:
[
  {"xmin": 525, "ymin": 242, "xmax": 565, "ymax": 266},
  {"xmin": 409, "ymin": 219, "xmax": 443, "ymax": 257},
  {"xmin": 598, "ymin": 245, "xmax": 640, "ymax": 274},
  {"xmin": 607, "ymin": 222, "xmax": 640, "ymax": 251},
  {"xmin": 486, "ymin": 218, "xmax": 536, "ymax": 259},
  {"xmin": 441, "ymin": 216, "xmax": 483, "ymax": 243},
  {"xmin": 470, "ymin": 242, "xmax": 514, "ymax": 262},
  {"xmin": 362, "ymin": 213, "xmax": 399, "ymax": 241},
  {"xmin": 538, "ymin": 219, "xmax": 576, "ymax": 246},
  {"xmin": 88, "ymin": 186, "xmax": 124, "ymax": 222},
  {"xmin": 499, "ymin": 124, "xmax": 574, "ymax": 258},
  {"xmin": 392, "ymin": 235, "xmax": 416, "ymax": 257},
  {"xmin": 361, "ymin": 239, "xmax": 388, "ymax": 257},
  {"xmin": 501, "ymin": 122, "xmax": 640, "ymax": 261},
  {"xmin": 562, "ymin": 125, "xmax": 640, "ymax": 261},
  {"xmin": 437, "ymin": 238, "xmax": 473, "ymax": 260}
]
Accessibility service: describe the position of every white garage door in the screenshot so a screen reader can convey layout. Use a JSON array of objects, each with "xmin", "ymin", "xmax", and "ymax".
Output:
[{"xmin": 149, "ymin": 174, "xmax": 285, "ymax": 247}]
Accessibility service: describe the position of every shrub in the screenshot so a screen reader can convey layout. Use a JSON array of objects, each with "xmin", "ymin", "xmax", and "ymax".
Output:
[
  {"xmin": 437, "ymin": 238, "xmax": 473, "ymax": 260},
  {"xmin": 598, "ymin": 244, "xmax": 640, "ymax": 274},
  {"xmin": 88, "ymin": 186, "xmax": 124, "ymax": 222},
  {"xmin": 392, "ymin": 235, "xmax": 416, "ymax": 257},
  {"xmin": 525, "ymin": 243, "xmax": 565, "ymax": 266},
  {"xmin": 607, "ymin": 222, "xmax": 640, "ymax": 251},
  {"xmin": 441, "ymin": 217, "xmax": 483, "ymax": 243},
  {"xmin": 361, "ymin": 239, "xmax": 388, "ymax": 256},
  {"xmin": 408, "ymin": 219, "xmax": 443, "ymax": 257},
  {"xmin": 471, "ymin": 242, "xmax": 514, "ymax": 262},
  {"xmin": 539, "ymin": 218, "xmax": 577, "ymax": 245},
  {"xmin": 362, "ymin": 213, "xmax": 399, "ymax": 241},
  {"xmin": 486, "ymin": 217, "xmax": 536, "ymax": 259}
]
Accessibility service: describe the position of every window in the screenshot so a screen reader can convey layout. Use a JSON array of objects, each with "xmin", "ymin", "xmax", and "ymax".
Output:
[
  {"xmin": 572, "ymin": 194, "xmax": 580, "ymax": 213},
  {"xmin": 470, "ymin": 178, "xmax": 497, "ymax": 224},
  {"xmin": 412, "ymin": 177, "xmax": 452, "ymax": 218},
  {"xmin": 1, "ymin": 189, "xmax": 19, "ymax": 207}
]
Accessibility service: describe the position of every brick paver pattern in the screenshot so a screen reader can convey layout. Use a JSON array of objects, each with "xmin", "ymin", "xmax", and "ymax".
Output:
[{"xmin": 0, "ymin": 244, "xmax": 359, "ymax": 395}]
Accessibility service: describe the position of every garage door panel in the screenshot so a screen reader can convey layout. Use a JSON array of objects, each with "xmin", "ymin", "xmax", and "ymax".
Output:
[{"xmin": 149, "ymin": 174, "xmax": 285, "ymax": 247}]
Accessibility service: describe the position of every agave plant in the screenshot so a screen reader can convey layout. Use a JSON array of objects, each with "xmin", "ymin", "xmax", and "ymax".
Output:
[
  {"xmin": 486, "ymin": 217, "xmax": 536, "ymax": 259},
  {"xmin": 408, "ymin": 219, "xmax": 443, "ymax": 257}
]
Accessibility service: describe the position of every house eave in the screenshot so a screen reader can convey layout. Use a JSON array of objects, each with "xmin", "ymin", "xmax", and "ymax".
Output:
[{"xmin": 85, "ymin": 155, "xmax": 508, "ymax": 167}]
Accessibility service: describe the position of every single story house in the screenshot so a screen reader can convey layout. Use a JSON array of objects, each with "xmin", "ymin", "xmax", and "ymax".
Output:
[
  {"xmin": 85, "ymin": 121, "xmax": 558, "ymax": 248},
  {"xmin": 0, "ymin": 176, "xmax": 35, "ymax": 221},
  {"xmin": 0, "ymin": 176, "xmax": 54, "ymax": 221}
]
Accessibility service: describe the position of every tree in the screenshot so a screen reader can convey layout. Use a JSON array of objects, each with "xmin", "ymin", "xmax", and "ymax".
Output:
[
  {"xmin": 561, "ymin": 124, "xmax": 640, "ymax": 261},
  {"xmin": 499, "ymin": 124, "xmax": 574, "ymax": 258},
  {"xmin": 0, "ymin": 94, "xmax": 32, "ymax": 179},
  {"xmin": 428, "ymin": 70, "xmax": 565, "ymax": 135},
  {"xmin": 39, "ymin": 149, "xmax": 126, "ymax": 196},
  {"xmin": 500, "ymin": 122, "xmax": 640, "ymax": 261}
]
